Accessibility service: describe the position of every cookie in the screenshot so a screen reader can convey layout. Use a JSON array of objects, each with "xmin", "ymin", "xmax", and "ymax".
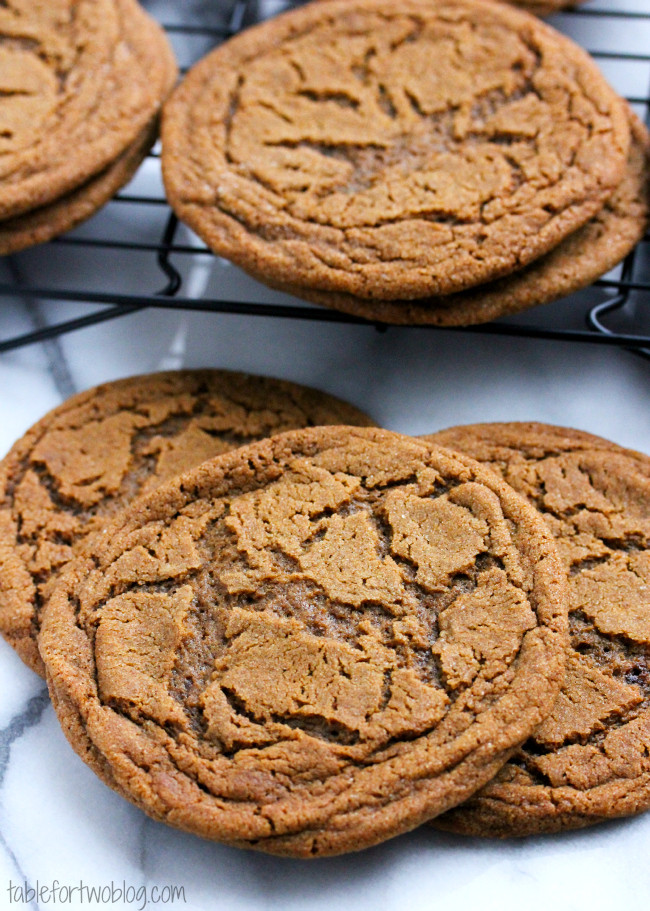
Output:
[
  {"xmin": 262, "ymin": 112, "xmax": 649, "ymax": 326},
  {"xmin": 0, "ymin": 369, "xmax": 375, "ymax": 677},
  {"xmin": 162, "ymin": 0, "xmax": 629, "ymax": 303},
  {"xmin": 0, "ymin": 0, "xmax": 176, "ymax": 221},
  {"xmin": 423, "ymin": 422, "xmax": 650, "ymax": 836},
  {"xmin": 40, "ymin": 426, "xmax": 567, "ymax": 856},
  {"xmin": 0, "ymin": 123, "xmax": 160, "ymax": 255}
]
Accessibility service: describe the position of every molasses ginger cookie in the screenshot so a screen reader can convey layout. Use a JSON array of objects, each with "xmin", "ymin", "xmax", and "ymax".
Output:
[
  {"xmin": 162, "ymin": 0, "xmax": 630, "ymax": 303},
  {"xmin": 0, "ymin": 0, "xmax": 176, "ymax": 222},
  {"xmin": 266, "ymin": 112, "xmax": 649, "ymax": 326},
  {"xmin": 0, "ymin": 123, "xmax": 159, "ymax": 255},
  {"xmin": 0, "ymin": 370, "xmax": 374, "ymax": 677},
  {"xmin": 40, "ymin": 427, "xmax": 568, "ymax": 857},
  {"xmin": 423, "ymin": 423, "xmax": 650, "ymax": 836}
]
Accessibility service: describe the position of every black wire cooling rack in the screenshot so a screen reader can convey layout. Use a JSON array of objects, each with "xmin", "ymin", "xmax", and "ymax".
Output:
[{"xmin": 1, "ymin": 0, "xmax": 649, "ymax": 356}]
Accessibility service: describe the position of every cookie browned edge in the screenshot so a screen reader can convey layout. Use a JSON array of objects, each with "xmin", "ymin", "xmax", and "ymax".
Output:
[
  {"xmin": 39, "ymin": 426, "xmax": 568, "ymax": 857},
  {"xmin": 0, "ymin": 123, "xmax": 159, "ymax": 256},
  {"xmin": 161, "ymin": 0, "xmax": 631, "ymax": 304},
  {"xmin": 0, "ymin": 5, "xmax": 179, "ymax": 256},
  {"xmin": 422, "ymin": 421, "xmax": 650, "ymax": 837},
  {"xmin": 425, "ymin": 421, "xmax": 643, "ymax": 462},
  {"xmin": 0, "ymin": 0, "xmax": 177, "ymax": 221},
  {"xmin": 0, "ymin": 369, "xmax": 375, "ymax": 677},
  {"xmin": 253, "ymin": 112, "xmax": 649, "ymax": 327}
]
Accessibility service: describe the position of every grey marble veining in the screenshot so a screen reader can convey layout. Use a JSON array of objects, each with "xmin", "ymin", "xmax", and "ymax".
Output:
[
  {"xmin": 0, "ymin": 692, "xmax": 50, "ymax": 791},
  {"xmin": 0, "ymin": 691, "xmax": 49, "ymax": 911}
]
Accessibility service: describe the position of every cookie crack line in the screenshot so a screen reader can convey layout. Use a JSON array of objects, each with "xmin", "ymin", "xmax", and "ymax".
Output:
[
  {"xmin": 0, "ymin": 0, "xmax": 177, "ymax": 221},
  {"xmin": 162, "ymin": 0, "xmax": 631, "ymax": 301},
  {"xmin": 425, "ymin": 423, "xmax": 650, "ymax": 836},
  {"xmin": 571, "ymin": 611, "xmax": 650, "ymax": 670},
  {"xmin": 0, "ymin": 370, "xmax": 375, "ymax": 677},
  {"xmin": 38, "ymin": 426, "xmax": 567, "ymax": 855},
  {"xmin": 81, "ymin": 479, "xmax": 523, "ymax": 727}
]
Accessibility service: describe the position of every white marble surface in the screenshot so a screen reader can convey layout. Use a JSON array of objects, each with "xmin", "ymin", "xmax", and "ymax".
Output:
[{"xmin": 1, "ymin": 1, "xmax": 650, "ymax": 909}]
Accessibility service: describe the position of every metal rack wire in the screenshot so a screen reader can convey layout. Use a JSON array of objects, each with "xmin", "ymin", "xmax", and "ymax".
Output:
[{"xmin": 1, "ymin": 0, "xmax": 649, "ymax": 355}]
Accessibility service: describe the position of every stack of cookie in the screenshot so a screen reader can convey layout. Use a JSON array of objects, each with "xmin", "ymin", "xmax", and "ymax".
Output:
[
  {"xmin": 161, "ymin": 0, "xmax": 649, "ymax": 326},
  {"xmin": 0, "ymin": 370, "xmax": 375, "ymax": 675},
  {"xmin": 2, "ymin": 369, "xmax": 649, "ymax": 854},
  {"xmin": 0, "ymin": 370, "xmax": 567, "ymax": 855},
  {"xmin": 423, "ymin": 422, "xmax": 650, "ymax": 837},
  {"xmin": 0, "ymin": 0, "xmax": 177, "ymax": 255}
]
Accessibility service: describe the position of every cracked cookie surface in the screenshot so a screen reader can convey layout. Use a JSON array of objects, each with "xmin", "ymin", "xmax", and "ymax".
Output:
[
  {"xmin": 424, "ymin": 422, "xmax": 650, "ymax": 836},
  {"xmin": 268, "ymin": 112, "xmax": 649, "ymax": 326},
  {"xmin": 0, "ymin": 369, "xmax": 374, "ymax": 677},
  {"xmin": 0, "ymin": 122, "xmax": 162, "ymax": 255},
  {"xmin": 40, "ymin": 426, "xmax": 567, "ymax": 856},
  {"xmin": 162, "ymin": 0, "xmax": 629, "ymax": 302},
  {"xmin": 0, "ymin": 0, "xmax": 176, "ymax": 220}
]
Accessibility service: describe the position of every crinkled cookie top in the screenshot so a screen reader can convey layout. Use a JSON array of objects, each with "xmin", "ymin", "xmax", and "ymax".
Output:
[
  {"xmin": 41, "ymin": 426, "xmax": 567, "ymax": 857},
  {"xmin": 286, "ymin": 112, "xmax": 649, "ymax": 327},
  {"xmin": 162, "ymin": 0, "xmax": 629, "ymax": 300},
  {"xmin": 0, "ymin": 369, "xmax": 373, "ymax": 676},
  {"xmin": 426, "ymin": 423, "xmax": 650, "ymax": 836},
  {"xmin": 0, "ymin": 0, "xmax": 176, "ymax": 218}
]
